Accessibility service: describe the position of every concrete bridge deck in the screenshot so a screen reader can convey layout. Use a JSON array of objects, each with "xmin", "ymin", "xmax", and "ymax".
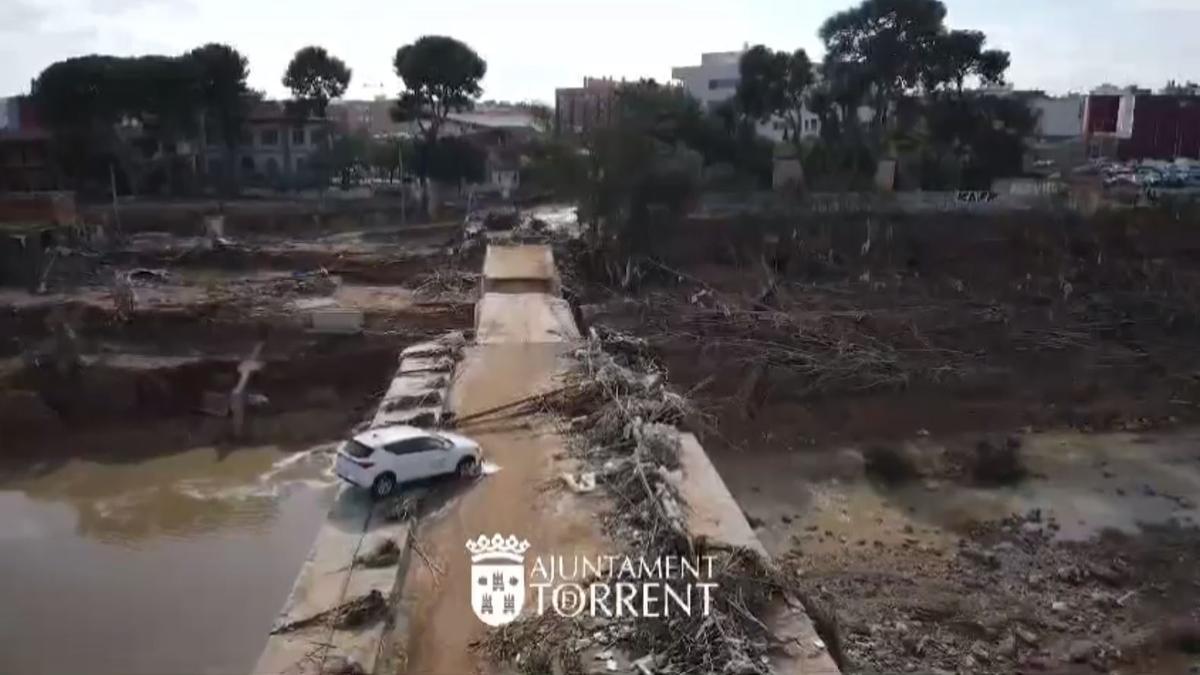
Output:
[{"xmin": 254, "ymin": 243, "xmax": 838, "ymax": 675}]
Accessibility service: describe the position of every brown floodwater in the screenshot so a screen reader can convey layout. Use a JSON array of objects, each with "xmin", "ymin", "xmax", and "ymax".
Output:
[{"xmin": 0, "ymin": 443, "xmax": 337, "ymax": 675}]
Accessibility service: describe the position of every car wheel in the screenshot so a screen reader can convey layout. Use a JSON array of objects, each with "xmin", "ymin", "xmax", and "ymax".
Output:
[
  {"xmin": 456, "ymin": 457, "xmax": 481, "ymax": 479},
  {"xmin": 371, "ymin": 473, "xmax": 397, "ymax": 499}
]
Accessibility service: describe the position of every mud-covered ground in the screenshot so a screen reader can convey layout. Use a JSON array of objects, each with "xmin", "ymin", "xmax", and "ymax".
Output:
[
  {"xmin": 0, "ymin": 211, "xmax": 481, "ymax": 674},
  {"xmin": 573, "ymin": 211, "xmax": 1200, "ymax": 673}
]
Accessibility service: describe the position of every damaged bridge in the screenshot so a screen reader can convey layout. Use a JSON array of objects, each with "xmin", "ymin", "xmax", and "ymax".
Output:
[{"xmin": 254, "ymin": 243, "xmax": 838, "ymax": 675}]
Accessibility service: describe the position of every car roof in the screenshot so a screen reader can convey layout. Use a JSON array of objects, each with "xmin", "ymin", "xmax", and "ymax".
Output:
[{"xmin": 353, "ymin": 425, "xmax": 430, "ymax": 449}]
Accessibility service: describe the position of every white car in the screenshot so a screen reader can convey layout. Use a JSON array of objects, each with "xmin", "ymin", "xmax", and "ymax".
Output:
[{"xmin": 335, "ymin": 425, "xmax": 483, "ymax": 498}]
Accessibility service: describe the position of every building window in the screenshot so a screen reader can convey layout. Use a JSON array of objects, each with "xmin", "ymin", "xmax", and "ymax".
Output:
[
  {"xmin": 265, "ymin": 157, "xmax": 280, "ymax": 176},
  {"xmin": 310, "ymin": 128, "xmax": 326, "ymax": 145},
  {"xmin": 295, "ymin": 157, "xmax": 305, "ymax": 172},
  {"xmin": 708, "ymin": 78, "xmax": 738, "ymax": 90},
  {"xmin": 292, "ymin": 128, "xmax": 305, "ymax": 145},
  {"xmin": 241, "ymin": 156, "xmax": 255, "ymax": 172},
  {"xmin": 260, "ymin": 129, "xmax": 279, "ymax": 146}
]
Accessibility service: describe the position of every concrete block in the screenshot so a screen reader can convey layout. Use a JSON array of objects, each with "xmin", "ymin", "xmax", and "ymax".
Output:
[{"xmin": 309, "ymin": 308, "xmax": 364, "ymax": 334}]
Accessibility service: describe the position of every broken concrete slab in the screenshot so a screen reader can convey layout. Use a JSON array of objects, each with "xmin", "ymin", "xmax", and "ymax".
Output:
[
  {"xmin": 309, "ymin": 308, "xmax": 364, "ymax": 334},
  {"xmin": 481, "ymin": 244, "xmax": 560, "ymax": 295}
]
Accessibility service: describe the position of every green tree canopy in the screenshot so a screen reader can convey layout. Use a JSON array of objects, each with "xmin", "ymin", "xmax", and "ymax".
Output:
[
  {"xmin": 820, "ymin": 0, "xmax": 948, "ymax": 127},
  {"xmin": 736, "ymin": 45, "xmax": 814, "ymax": 147},
  {"xmin": 186, "ymin": 43, "xmax": 250, "ymax": 149},
  {"xmin": 392, "ymin": 35, "xmax": 486, "ymax": 143},
  {"xmin": 283, "ymin": 46, "xmax": 351, "ymax": 118}
]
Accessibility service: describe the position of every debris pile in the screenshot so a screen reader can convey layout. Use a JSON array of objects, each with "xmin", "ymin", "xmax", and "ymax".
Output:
[
  {"xmin": 479, "ymin": 330, "xmax": 797, "ymax": 674},
  {"xmin": 271, "ymin": 590, "xmax": 388, "ymax": 634}
]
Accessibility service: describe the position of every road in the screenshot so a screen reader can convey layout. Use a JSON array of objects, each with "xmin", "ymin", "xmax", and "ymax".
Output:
[{"xmin": 388, "ymin": 246, "xmax": 609, "ymax": 674}]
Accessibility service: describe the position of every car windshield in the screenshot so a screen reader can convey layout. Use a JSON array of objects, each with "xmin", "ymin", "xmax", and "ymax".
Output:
[{"xmin": 341, "ymin": 439, "xmax": 374, "ymax": 458}]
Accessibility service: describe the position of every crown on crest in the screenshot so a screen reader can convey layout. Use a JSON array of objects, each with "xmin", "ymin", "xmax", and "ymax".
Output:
[{"xmin": 466, "ymin": 533, "xmax": 531, "ymax": 560}]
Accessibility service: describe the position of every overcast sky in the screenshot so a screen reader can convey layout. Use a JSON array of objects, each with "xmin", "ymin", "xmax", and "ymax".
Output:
[{"xmin": 1, "ymin": 0, "xmax": 1197, "ymax": 103}]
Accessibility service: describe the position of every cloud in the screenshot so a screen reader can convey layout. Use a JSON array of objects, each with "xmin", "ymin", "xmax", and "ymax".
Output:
[
  {"xmin": 0, "ymin": 0, "xmax": 48, "ymax": 34},
  {"xmin": 1125, "ymin": 0, "xmax": 1200, "ymax": 11},
  {"xmin": 88, "ymin": 0, "xmax": 195, "ymax": 15}
]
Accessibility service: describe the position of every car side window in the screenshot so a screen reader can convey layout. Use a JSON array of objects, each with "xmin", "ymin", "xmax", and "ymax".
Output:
[
  {"xmin": 385, "ymin": 439, "xmax": 426, "ymax": 455},
  {"xmin": 384, "ymin": 437, "xmax": 448, "ymax": 455},
  {"xmin": 412, "ymin": 436, "xmax": 450, "ymax": 452}
]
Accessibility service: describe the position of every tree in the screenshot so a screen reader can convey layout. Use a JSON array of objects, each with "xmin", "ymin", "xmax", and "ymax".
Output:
[
  {"xmin": 392, "ymin": 35, "xmax": 486, "ymax": 146},
  {"xmin": 921, "ymin": 29, "xmax": 1010, "ymax": 95},
  {"xmin": 820, "ymin": 0, "xmax": 948, "ymax": 128},
  {"xmin": 186, "ymin": 43, "xmax": 250, "ymax": 191},
  {"xmin": 32, "ymin": 56, "xmax": 124, "ymax": 191},
  {"xmin": 283, "ymin": 46, "xmax": 351, "ymax": 118},
  {"xmin": 736, "ymin": 45, "xmax": 814, "ymax": 149}
]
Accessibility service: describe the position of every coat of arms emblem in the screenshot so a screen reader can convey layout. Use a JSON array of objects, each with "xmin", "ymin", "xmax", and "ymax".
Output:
[{"xmin": 467, "ymin": 533, "xmax": 530, "ymax": 626}]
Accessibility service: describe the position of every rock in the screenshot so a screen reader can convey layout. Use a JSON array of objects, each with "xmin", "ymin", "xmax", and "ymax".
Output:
[
  {"xmin": 864, "ymin": 444, "xmax": 920, "ymax": 484},
  {"xmin": 781, "ymin": 514, "xmax": 793, "ymax": 524},
  {"xmin": 971, "ymin": 641, "xmax": 992, "ymax": 663},
  {"xmin": 1056, "ymin": 565, "xmax": 1085, "ymax": 584},
  {"xmin": 1068, "ymin": 639, "xmax": 1096, "ymax": 663},
  {"xmin": 999, "ymin": 632, "xmax": 1018, "ymax": 657},
  {"xmin": 973, "ymin": 435, "xmax": 1026, "ymax": 485},
  {"xmin": 1021, "ymin": 655, "xmax": 1051, "ymax": 671},
  {"xmin": 832, "ymin": 447, "xmax": 866, "ymax": 479},
  {"xmin": 961, "ymin": 547, "xmax": 1001, "ymax": 569},
  {"xmin": 1022, "ymin": 521, "xmax": 1044, "ymax": 534},
  {"xmin": 1051, "ymin": 600, "xmax": 1069, "ymax": 613},
  {"xmin": 746, "ymin": 515, "xmax": 764, "ymax": 528},
  {"xmin": 1015, "ymin": 627, "xmax": 1039, "ymax": 646},
  {"xmin": 1087, "ymin": 562, "xmax": 1126, "ymax": 586}
]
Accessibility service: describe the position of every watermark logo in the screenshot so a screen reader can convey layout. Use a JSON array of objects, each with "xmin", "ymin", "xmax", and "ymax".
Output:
[
  {"xmin": 468, "ymin": 532, "xmax": 718, "ymax": 627},
  {"xmin": 467, "ymin": 533, "xmax": 530, "ymax": 627}
]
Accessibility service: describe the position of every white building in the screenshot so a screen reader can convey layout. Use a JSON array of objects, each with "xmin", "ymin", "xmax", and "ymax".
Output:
[{"xmin": 671, "ymin": 49, "xmax": 822, "ymax": 144}]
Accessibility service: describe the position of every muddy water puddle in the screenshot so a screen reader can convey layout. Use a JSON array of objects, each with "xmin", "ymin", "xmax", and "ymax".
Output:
[
  {"xmin": 0, "ymin": 443, "xmax": 338, "ymax": 675},
  {"xmin": 714, "ymin": 430, "xmax": 1200, "ymax": 556}
]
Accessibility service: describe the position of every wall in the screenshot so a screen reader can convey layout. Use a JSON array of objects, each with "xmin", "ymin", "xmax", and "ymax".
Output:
[
  {"xmin": 1031, "ymin": 96, "xmax": 1084, "ymax": 139},
  {"xmin": 204, "ymin": 121, "xmax": 327, "ymax": 182},
  {"xmin": 671, "ymin": 51, "xmax": 821, "ymax": 143},
  {"xmin": 1120, "ymin": 95, "xmax": 1200, "ymax": 160}
]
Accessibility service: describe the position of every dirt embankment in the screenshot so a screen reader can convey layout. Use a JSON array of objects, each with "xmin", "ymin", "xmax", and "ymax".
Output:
[
  {"xmin": 0, "ymin": 211, "xmax": 480, "ymax": 468},
  {"xmin": 569, "ymin": 210, "xmax": 1200, "ymax": 674}
]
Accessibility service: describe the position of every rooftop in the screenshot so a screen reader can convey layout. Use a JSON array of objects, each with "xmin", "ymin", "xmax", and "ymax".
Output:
[{"xmin": 353, "ymin": 424, "xmax": 427, "ymax": 448}]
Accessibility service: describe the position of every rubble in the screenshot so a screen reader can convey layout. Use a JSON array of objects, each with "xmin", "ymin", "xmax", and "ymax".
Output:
[{"xmin": 478, "ymin": 329, "xmax": 798, "ymax": 675}]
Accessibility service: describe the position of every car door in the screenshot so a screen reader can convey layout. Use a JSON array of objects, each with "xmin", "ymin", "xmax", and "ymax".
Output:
[
  {"xmin": 409, "ymin": 435, "xmax": 454, "ymax": 477},
  {"xmin": 383, "ymin": 438, "xmax": 430, "ymax": 482}
]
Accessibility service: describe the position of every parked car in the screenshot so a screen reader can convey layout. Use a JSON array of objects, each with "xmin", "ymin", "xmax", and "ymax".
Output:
[{"xmin": 335, "ymin": 425, "xmax": 483, "ymax": 498}]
